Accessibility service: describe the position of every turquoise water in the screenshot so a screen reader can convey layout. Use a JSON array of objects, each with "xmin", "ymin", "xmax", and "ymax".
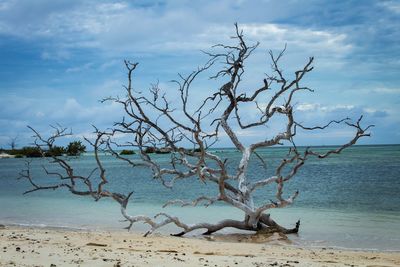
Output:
[{"xmin": 0, "ymin": 145, "xmax": 399, "ymax": 250}]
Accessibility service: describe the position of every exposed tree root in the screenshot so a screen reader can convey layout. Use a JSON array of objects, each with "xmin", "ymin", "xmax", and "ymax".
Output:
[
  {"xmin": 171, "ymin": 219, "xmax": 249, "ymax": 237},
  {"xmin": 170, "ymin": 214, "xmax": 300, "ymax": 237},
  {"xmin": 258, "ymin": 213, "xmax": 300, "ymax": 234}
]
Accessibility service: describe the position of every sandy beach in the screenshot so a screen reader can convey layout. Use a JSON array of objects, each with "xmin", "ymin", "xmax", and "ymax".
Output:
[
  {"xmin": 0, "ymin": 153, "xmax": 14, "ymax": 159},
  {"xmin": 0, "ymin": 225, "xmax": 399, "ymax": 267}
]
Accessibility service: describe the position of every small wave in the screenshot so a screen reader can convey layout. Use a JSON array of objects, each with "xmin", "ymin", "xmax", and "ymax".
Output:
[
  {"xmin": 2, "ymin": 222, "xmax": 91, "ymax": 231},
  {"xmin": 290, "ymin": 241, "xmax": 400, "ymax": 252}
]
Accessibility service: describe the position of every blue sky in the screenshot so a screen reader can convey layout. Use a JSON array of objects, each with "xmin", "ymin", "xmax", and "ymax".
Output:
[{"xmin": 0, "ymin": 0, "xmax": 399, "ymax": 148}]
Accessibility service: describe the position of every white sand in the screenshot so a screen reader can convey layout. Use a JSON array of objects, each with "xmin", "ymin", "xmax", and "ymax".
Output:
[
  {"xmin": 0, "ymin": 225, "xmax": 399, "ymax": 267},
  {"xmin": 0, "ymin": 153, "xmax": 14, "ymax": 158}
]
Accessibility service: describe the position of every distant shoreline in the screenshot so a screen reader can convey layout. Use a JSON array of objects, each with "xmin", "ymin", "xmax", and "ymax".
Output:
[
  {"xmin": 2, "ymin": 143, "xmax": 399, "ymax": 155},
  {"xmin": 0, "ymin": 152, "xmax": 14, "ymax": 158}
]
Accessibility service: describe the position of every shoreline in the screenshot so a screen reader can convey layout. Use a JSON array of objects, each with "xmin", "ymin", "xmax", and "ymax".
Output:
[
  {"xmin": 0, "ymin": 153, "xmax": 15, "ymax": 158},
  {"xmin": 1, "ymin": 225, "xmax": 399, "ymax": 267},
  {"xmin": 3, "ymin": 221, "xmax": 400, "ymax": 253}
]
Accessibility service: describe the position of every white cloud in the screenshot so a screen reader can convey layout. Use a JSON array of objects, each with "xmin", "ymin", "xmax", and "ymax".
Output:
[
  {"xmin": 0, "ymin": 0, "xmax": 398, "ymax": 146},
  {"xmin": 380, "ymin": 1, "xmax": 400, "ymax": 14},
  {"xmin": 0, "ymin": 0, "xmax": 13, "ymax": 11},
  {"xmin": 362, "ymin": 108, "xmax": 389, "ymax": 118},
  {"xmin": 41, "ymin": 50, "xmax": 71, "ymax": 61},
  {"xmin": 296, "ymin": 103, "xmax": 319, "ymax": 112},
  {"xmin": 296, "ymin": 103, "xmax": 355, "ymax": 112},
  {"xmin": 372, "ymin": 87, "xmax": 400, "ymax": 94},
  {"xmin": 300, "ymin": 129, "xmax": 358, "ymax": 139},
  {"xmin": 0, "ymin": 1, "xmax": 353, "ymax": 61},
  {"xmin": 66, "ymin": 62, "xmax": 94, "ymax": 73},
  {"xmin": 35, "ymin": 111, "xmax": 45, "ymax": 118},
  {"xmin": 51, "ymin": 97, "xmax": 122, "ymax": 123},
  {"xmin": 239, "ymin": 24, "xmax": 352, "ymax": 55},
  {"xmin": 97, "ymin": 2, "xmax": 128, "ymax": 12}
]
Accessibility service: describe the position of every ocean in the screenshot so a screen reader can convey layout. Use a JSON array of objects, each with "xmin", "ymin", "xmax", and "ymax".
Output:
[{"xmin": 0, "ymin": 145, "xmax": 399, "ymax": 251}]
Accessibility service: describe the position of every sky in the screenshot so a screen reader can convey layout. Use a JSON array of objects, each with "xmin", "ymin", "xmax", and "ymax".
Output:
[{"xmin": 0, "ymin": 0, "xmax": 399, "ymax": 148}]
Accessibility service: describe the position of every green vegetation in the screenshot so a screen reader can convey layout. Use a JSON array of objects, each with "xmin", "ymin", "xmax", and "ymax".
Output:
[
  {"xmin": 19, "ymin": 147, "xmax": 42, "ymax": 157},
  {"xmin": 45, "ymin": 145, "xmax": 66, "ymax": 157},
  {"xmin": 66, "ymin": 141, "xmax": 86, "ymax": 156},
  {"xmin": 1, "ymin": 140, "xmax": 86, "ymax": 158},
  {"xmin": 120, "ymin": 149, "xmax": 135, "ymax": 155},
  {"xmin": 144, "ymin": 147, "xmax": 156, "ymax": 154},
  {"xmin": 143, "ymin": 147, "xmax": 171, "ymax": 154}
]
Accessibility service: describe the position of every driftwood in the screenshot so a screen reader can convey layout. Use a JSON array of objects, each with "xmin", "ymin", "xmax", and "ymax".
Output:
[{"xmin": 19, "ymin": 24, "xmax": 372, "ymax": 237}]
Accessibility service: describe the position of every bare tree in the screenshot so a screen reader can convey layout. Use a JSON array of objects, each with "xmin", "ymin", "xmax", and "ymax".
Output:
[
  {"xmin": 20, "ymin": 24, "xmax": 373, "ymax": 237},
  {"xmin": 8, "ymin": 135, "xmax": 18, "ymax": 150}
]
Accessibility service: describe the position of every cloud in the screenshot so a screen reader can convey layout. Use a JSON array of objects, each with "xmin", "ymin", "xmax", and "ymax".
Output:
[
  {"xmin": 240, "ymin": 24, "xmax": 352, "ymax": 54},
  {"xmin": 0, "ymin": 79, "xmax": 126, "ymax": 147},
  {"xmin": 380, "ymin": 0, "xmax": 400, "ymax": 14},
  {"xmin": 296, "ymin": 103, "xmax": 355, "ymax": 113},
  {"xmin": 371, "ymin": 87, "xmax": 400, "ymax": 94},
  {"xmin": 65, "ymin": 62, "xmax": 94, "ymax": 73},
  {"xmin": 293, "ymin": 102, "xmax": 390, "ymax": 136},
  {"xmin": 41, "ymin": 50, "xmax": 71, "ymax": 61},
  {"xmin": 295, "ymin": 103, "xmax": 318, "ymax": 112},
  {"xmin": 0, "ymin": 0, "xmax": 399, "ymax": 146},
  {"xmin": 0, "ymin": 1, "xmax": 353, "ymax": 60},
  {"xmin": 49, "ymin": 97, "xmax": 123, "ymax": 125},
  {"xmin": 250, "ymin": 101, "xmax": 389, "ymax": 131},
  {"xmin": 363, "ymin": 108, "xmax": 389, "ymax": 118}
]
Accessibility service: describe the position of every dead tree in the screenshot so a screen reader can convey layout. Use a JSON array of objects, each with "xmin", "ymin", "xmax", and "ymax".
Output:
[
  {"xmin": 8, "ymin": 135, "xmax": 18, "ymax": 150},
  {"xmin": 20, "ymin": 24, "xmax": 373, "ymax": 237}
]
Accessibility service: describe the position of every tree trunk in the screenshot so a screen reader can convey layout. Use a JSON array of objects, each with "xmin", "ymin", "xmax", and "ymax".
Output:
[{"xmin": 171, "ymin": 214, "xmax": 300, "ymax": 237}]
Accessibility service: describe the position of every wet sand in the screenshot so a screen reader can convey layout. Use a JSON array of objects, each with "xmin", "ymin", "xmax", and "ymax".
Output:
[{"xmin": 0, "ymin": 225, "xmax": 399, "ymax": 267}]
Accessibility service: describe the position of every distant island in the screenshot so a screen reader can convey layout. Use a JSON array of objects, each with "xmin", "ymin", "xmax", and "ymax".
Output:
[{"xmin": 0, "ymin": 140, "xmax": 86, "ymax": 158}]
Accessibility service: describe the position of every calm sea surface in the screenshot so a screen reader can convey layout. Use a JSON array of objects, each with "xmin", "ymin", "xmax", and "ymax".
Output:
[{"xmin": 0, "ymin": 145, "xmax": 399, "ymax": 251}]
